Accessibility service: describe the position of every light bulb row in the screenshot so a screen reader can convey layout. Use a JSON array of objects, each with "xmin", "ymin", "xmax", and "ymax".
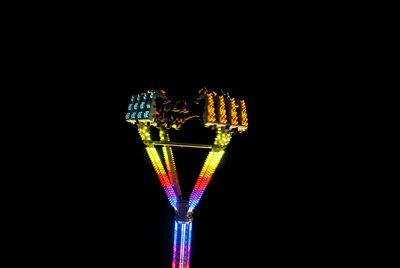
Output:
[
  {"xmin": 188, "ymin": 151, "xmax": 216, "ymax": 208},
  {"xmin": 240, "ymin": 99, "xmax": 248, "ymax": 126},
  {"xmin": 172, "ymin": 220, "xmax": 193, "ymax": 268},
  {"xmin": 162, "ymin": 146, "xmax": 181, "ymax": 197},
  {"xmin": 207, "ymin": 93, "xmax": 216, "ymax": 122},
  {"xmin": 145, "ymin": 146, "xmax": 177, "ymax": 207},
  {"xmin": 188, "ymin": 150, "xmax": 224, "ymax": 210}
]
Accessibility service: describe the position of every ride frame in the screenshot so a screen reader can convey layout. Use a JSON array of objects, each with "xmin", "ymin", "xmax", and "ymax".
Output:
[{"xmin": 136, "ymin": 123, "xmax": 232, "ymax": 268}]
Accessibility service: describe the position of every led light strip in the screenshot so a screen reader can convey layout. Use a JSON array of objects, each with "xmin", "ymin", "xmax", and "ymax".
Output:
[
  {"xmin": 240, "ymin": 99, "xmax": 248, "ymax": 126},
  {"xmin": 162, "ymin": 146, "xmax": 182, "ymax": 198},
  {"xmin": 189, "ymin": 151, "xmax": 224, "ymax": 210},
  {"xmin": 187, "ymin": 221, "xmax": 193, "ymax": 268},
  {"xmin": 172, "ymin": 221, "xmax": 178, "ymax": 268},
  {"xmin": 207, "ymin": 93, "xmax": 216, "ymax": 122},
  {"xmin": 172, "ymin": 220, "xmax": 193, "ymax": 268},
  {"xmin": 180, "ymin": 223, "xmax": 186, "ymax": 267},
  {"xmin": 160, "ymin": 129, "xmax": 182, "ymax": 198},
  {"xmin": 138, "ymin": 125, "xmax": 177, "ymax": 208},
  {"xmin": 188, "ymin": 128, "xmax": 231, "ymax": 211},
  {"xmin": 145, "ymin": 147, "xmax": 178, "ymax": 208},
  {"xmin": 218, "ymin": 95, "xmax": 227, "ymax": 123},
  {"xmin": 188, "ymin": 150, "xmax": 216, "ymax": 209},
  {"xmin": 229, "ymin": 97, "xmax": 238, "ymax": 125}
]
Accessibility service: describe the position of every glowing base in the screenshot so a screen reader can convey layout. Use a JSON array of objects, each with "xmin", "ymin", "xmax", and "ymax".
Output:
[{"xmin": 172, "ymin": 219, "xmax": 193, "ymax": 268}]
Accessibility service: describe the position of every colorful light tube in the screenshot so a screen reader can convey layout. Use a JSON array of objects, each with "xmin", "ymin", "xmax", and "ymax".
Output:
[
  {"xmin": 162, "ymin": 146, "xmax": 182, "ymax": 198},
  {"xmin": 188, "ymin": 150, "xmax": 215, "ymax": 209},
  {"xmin": 172, "ymin": 220, "xmax": 193, "ymax": 268},
  {"xmin": 188, "ymin": 150, "xmax": 224, "ymax": 211},
  {"xmin": 188, "ymin": 128, "xmax": 231, "ymax": 210},
  {"xmin": 138, "ymin": 125, "xmax": 177, "ymax": 208},
  {"xmin": 160, "ymin": 129, "xmax": 182, "ymax": 199},
  {"xmin": 146, "ymin": 146, "xmax": 178, "ymax": 208}
]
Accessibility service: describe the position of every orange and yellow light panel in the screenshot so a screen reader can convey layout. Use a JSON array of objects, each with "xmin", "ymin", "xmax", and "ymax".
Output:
[{"xmin": 201, "ymin": 91, "xmax": 248, "ymax": 132}]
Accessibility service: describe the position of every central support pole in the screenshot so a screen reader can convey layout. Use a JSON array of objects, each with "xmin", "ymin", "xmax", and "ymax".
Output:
[
  {"xmin": 172, "ymin": 201, "xmax": 193, "ymax": 268},
  {"xmin": 172, "ymin": 220, "xmax": 193, "ymax": 268}
]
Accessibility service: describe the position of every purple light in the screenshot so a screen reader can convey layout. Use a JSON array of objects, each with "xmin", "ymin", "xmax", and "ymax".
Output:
[{"xmin": 172, "ymin": 220, "xmax": 193, "ymax": 268}]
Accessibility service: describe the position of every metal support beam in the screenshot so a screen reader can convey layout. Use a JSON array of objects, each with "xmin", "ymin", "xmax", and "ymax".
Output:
[{"xmin": 151, "ymin": 141, "xmax": 213, "ymax": 149}]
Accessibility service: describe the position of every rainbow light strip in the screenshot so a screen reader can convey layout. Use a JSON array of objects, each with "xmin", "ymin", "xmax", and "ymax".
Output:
[
  {"xmin": 145, "ymin": 147, "xmax": 178, "ymax": 207},
  {"xmin": 188, "ymin": 150, "xmax": 225, "ymax": 211},
  {"xmin": 138, "ymin": 125, "xmax": 178, "ymax": 208},
  {"xmin": 160, "ymin": 129, "xmax": 182, "ymax": 198},
  {"xmin": 188, "ymin": 128, "xmax": 231, "ymax": 211},
  {"xmin": 172, "ymin": 220, "xmax": 193, "ymax": 268},
  {"xmin": 162, "ymin": 146, "xmax": 182, "ymax": 198}
]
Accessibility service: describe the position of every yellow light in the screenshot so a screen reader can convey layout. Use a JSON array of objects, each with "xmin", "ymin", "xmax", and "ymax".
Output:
[{"xmin": 213, "ymin": 128, "xmax": 231, "ymax": 147}]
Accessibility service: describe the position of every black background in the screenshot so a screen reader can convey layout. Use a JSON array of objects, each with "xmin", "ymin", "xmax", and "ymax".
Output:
[
  {"xmin": 17, "ymin": 30, "xmax": 351, "ymax": 267},
  {"xmin": 45, "ymin": 65, "xmax": 343, "ymax": 267},
  {"xmin": 6, "ymin": 3, "xmax": 380, "ymax": 265}
]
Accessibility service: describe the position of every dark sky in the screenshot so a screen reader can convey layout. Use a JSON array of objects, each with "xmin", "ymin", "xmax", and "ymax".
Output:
[
  {"xmin": 25, "ymin": 48, "xmax": 347, "ymax": 267},
  {"xmin": 9, "ymin": 6, "xmax": 368, "ymax": 266},
  {"xmin": 60, "ymin": 68, "xmax": 338, "ymax": 267}
]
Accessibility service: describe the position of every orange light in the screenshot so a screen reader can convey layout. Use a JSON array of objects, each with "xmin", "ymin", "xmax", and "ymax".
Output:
[
  {"xmin": 218, "ymin": 95, "xmax": 227, "ymax": 124},
  {"xmin": 229, "ymin": 97, "xmax": 238, "ymax": 125},
  {"xmin": 240, "ymin": 99, "xmax": 248, "ymax": 126},
  {"xmin": 207, "ymin": 93, "xmax": 216, "ymax": 122}
]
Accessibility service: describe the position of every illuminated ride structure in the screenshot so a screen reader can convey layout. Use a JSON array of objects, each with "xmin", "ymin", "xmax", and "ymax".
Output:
[{"xmin": 126, "ymin": 89, "xmax": 248, "ymax": 268}]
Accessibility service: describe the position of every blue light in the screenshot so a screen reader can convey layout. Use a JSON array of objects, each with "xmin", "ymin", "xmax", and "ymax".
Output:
[
  {"xmin": 138, "ymin": 111, "xmax": 143, "ymax": 119},
  {"xmin": 131, "ymin": 112, "xmax": 137, "ymax": 119},
  {"xmin": 144, "ymin": 111, "xmax": 149, "ymax": 118},
  {"xmin": 125, "ymin": 113, "xmax": 130, "ymax": 119},
  {"xmin": 134, "ymin": 103, "xmax": 139, "ymax": 110},
  {"xmin": 180, "ymin": 223, "xmax": 186, "ymax": 267},
  {"xmin": 128, "ymin": 104, "xmax": 133, "ymax": 111},
  {"xmin": 140, "ymin": 102, "xmax": 145, "ymax": 109}
]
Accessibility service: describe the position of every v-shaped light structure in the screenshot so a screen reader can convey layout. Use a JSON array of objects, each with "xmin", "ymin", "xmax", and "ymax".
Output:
[{"xmin": 126, "ymin": 89, "xmax": 248, "ymax": 268}]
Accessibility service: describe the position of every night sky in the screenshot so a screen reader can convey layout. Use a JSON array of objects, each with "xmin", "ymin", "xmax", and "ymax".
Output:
[
  {"xmin": 9, "ymin": 6, "xmax": 365, "ymax": 266},
  {"xmin": 28, "ymin": 54, "xmax": 344, "ymax": 267},
  {"xmin": 63, "ymin": 68, "xmax": 336, "ymax": 267}
]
